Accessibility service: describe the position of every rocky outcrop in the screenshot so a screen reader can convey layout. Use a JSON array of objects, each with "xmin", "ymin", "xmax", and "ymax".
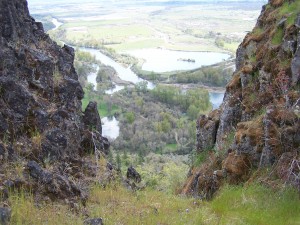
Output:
[
  {"xmin": 0, "ymin": 0, "xmax": 110, "ymax": 202},
  {"xmin": 84, "ymin": 218, "xmax": 104, "ymax": 225},
  {"xmin": 183, "ymin": 0, "xmax": 300, "ymax": 198},
  {"xmin": 0, "ymin": 207, "xmax": 11, "ymax": 225},
  {"xmin": 196, "ymin": 110, "xmax": 220, "ymax": 153}
]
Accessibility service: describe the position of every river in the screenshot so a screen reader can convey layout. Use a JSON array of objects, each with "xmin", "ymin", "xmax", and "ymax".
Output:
[
  {"xmin": 127, "ymin": 48, "xmax": 230, "ymax": 72},
  {"xmin": 51, "ymin": 18, "xmax": 63, "ymax": 30},
  {"xmin": 50, "ymin": 17, "xmax": 225, "ymax": 141},
  {"xmin": 79, "ymin": 47, "xmax": 225, "ymax": 139}
]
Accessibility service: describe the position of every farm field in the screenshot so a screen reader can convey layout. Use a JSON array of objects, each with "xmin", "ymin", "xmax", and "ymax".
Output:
[{"xmin": 29, "ymin": 0, "xmax": 263, "ymax": 53}]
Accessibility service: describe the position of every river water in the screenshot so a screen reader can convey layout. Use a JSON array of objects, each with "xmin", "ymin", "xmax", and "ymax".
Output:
[
  {"xmin": 51, "ymin": 18, "xmax": 63, "ymax": 30},
  {"xmin": 127, "ymin": 48, "xmax": 230, "ymax": 72}
]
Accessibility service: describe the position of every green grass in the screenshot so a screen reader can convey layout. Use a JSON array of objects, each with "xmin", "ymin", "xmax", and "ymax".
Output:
[
  {"xmin": 9, "ymin": 183, "xmax": 300, "ymax": 225},
  {"xmin": 272, "ymin": 27, "xmax": 284, "ymax": 45},
  {"xmin": 223, "ymin": 41, "xmax": 240, "ymax": 53},
  {"xmin": 165, "ymin": 143, "xmax": 177, "ymax": 150},
  {"xmin": 211, "ymin": 184, "xmax": 300, "ymax": 225},
  {"xmin": 9, "ymin": 192, "xmax": 82, "ymax": 225},
  {"xmin": 88, "ymin": 185, "xmax": 207, "ymax": 225},
  {"xmin": 193, "ymin": 149, "xmax": 212, "ymax": 166},
  {"xmin": 162, "ymin": 143, "xmax": 178, "ymax": 154},
  {"xmin": 279, "ymin": 1, "xmax": 300, "ymax": 26}
]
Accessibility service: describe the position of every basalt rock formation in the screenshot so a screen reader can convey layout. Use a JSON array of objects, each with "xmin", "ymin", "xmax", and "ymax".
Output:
[
  {"xmin": 183, "ymin": 0, "xmax": 300, "ymax": 199},
  {"xmin": 0, "ymin": 0, "xmax": 110, "ymax": 202}
]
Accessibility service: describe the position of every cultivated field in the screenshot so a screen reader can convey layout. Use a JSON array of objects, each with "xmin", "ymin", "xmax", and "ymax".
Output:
[{"xmin": 29, "ymin": 1, "xmax": 263, "ymax": 53}]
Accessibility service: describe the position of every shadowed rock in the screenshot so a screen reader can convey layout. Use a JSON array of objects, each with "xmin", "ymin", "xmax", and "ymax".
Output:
[
  {"xmin": 84, "ymin": 218, "xmax": 103, "ymax": 225},
  {"xmin": 0, "ymin": 207, "xmax": 11, "ymax": 225}
]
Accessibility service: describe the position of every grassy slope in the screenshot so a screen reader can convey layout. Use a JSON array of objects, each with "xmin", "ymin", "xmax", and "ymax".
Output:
[{"xmin": 10, "ymin": 184, "xmax": 300, "ymax": 225}]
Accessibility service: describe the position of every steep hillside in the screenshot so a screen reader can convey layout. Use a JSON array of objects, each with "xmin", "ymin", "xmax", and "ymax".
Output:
[
  {"xmin": 182, "ymin": 0, "xmax": 300, "ymax": 199},
  {"xmin": 0, "ymin": 0, "xmax": 110, "ymax": 204}
]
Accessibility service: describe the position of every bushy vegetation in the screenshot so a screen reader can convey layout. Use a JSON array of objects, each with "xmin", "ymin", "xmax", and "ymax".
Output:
[
  {"xmin": 111, "ymin": 85, "xmax": 210, "ymax": 157},
  {"xmin": 151, "ymin": 85, "xmax": 211, "ymax": 116},
  {"xmin": 172, "ymin": 62, "xmax": 234, "ymax": 87}
]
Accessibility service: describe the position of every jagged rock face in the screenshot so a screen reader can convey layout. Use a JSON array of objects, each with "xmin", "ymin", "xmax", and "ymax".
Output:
[
  {"xmin": 0, "ymin": 0, "xmax": 110, "ymax": 201},
  {"xmin": 196, "ymin": 110, "xmax": 220, "ymax": 153},
  {"xmin": 184, "ymin": 0, "xmax": 300, "ymax": 198}
]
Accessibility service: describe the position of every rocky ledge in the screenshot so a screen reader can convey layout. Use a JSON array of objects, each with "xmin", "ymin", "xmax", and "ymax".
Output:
[
  {"xmin": 0, "ymin": 0, "xmax": 111, "ymax": 204},
  {"xmin": 182, "ymin": 0, "xmax": 300, "ymax": 199}
]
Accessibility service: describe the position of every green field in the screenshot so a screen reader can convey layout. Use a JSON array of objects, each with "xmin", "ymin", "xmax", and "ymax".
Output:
[{"xmin": 35, "ymin": 1, "xmax": 262, "ymax": 53}]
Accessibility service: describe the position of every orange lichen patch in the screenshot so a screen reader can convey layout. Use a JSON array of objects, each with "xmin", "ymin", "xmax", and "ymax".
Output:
[
  {"xmin": 270, "ymin": 0, "xmax": 285, "ymax": 7},
  {"xmin": 226, "ymin": 73, "xmax": 241, "ymax": 91},
  {"xmin": 256, "ymin": 44, "xmax": 268, "ymax": 62},
  {"xmin": 241, "ymin": 64, "xmax": 254, "ymax": 74},
  {"xmin": 243, "ymin": 27, "xmax": 270, "ymax": 47},
  {"xmin": 198, "ymin": 109, "xmax": 220, "ymax": 129},
  {"xmin": 266, "ymin": 8, "xmax": 280, "ymax": 22},
  {"xmin": 181, "ymin": 153, "xmax": 222, "ymax": 197},
  {"xmin": 288, "ymin": 91, "xmax": 300, "ymax": 104},
  {"xmin": 222, "ymin": 152, "xmax": 252, "ymax": 184},
  {"xmin": 181, "ymin": 167, "xmax": 202, "ymax": 195},
  {"xmin": 235, "ymin": 117, "xmax": 264, "ymax": 152},
  {"xmin": 208, "ymin": 109, "xmax": 221, "ymax": 120},
  {"xmin": 271, "ymin": 106, "xmax": 298, "ymax": 125}
]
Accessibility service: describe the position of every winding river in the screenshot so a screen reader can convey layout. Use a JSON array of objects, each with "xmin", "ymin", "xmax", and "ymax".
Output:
[
  {"xmin": 79, "ymin": 47, "xmax": 225, "ymax": 139},
  {"xmin": 50, "ymin": 17, "xmax": 225, "ymax": 141}
]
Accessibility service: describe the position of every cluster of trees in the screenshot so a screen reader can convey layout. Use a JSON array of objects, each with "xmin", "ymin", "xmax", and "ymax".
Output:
[
  {"xmin": 111, "ymin": 84, "xmax": 211, "ymax": 157},
  {"xmin": 173, "ymin": 63, "xmax": 234, "ymax": 87},
  {"xmin": 151, "ymin": 85, "xmax": 211, "ymax": 119}
]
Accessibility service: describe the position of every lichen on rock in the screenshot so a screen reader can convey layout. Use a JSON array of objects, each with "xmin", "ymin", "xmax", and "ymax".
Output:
[
  {"xmin": 0, "ymin": 0, "xmax": 112, "ymax": 202},
  {"xmin": 183, "ymin": 0, "xmax": 300, "ymax": 198}
]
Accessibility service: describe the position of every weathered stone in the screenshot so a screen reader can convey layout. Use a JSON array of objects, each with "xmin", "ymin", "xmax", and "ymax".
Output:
[
  {"xmin": 127, "ymin": 166, "xmax": 141, "ymax": 183},
  {"xmin": 0, "ymin": 113, "xmax": 8, "ymax": 135},
  {"xmin": 27, "ymin": 161, "xmax": 82, "ymax": 199},
  {"xmin": 216, "ymin": 92, "xmax": 242, "ymax": 148},
  {"xmin": 291, "ymin": 32, "xmax": 300, "ymax": 85},
  {"xmin": 196, "ymin": 110, "xmax": 220, "ymax": 153},
  {"xmin": 0, "ymin": 0, "xmax": 111, "ymax": 202},
  {"xmin": 83, "ymin": 102, "xmax": 102, "ymax": 134},
  {"xmin": 295, "ymin": 15, "xmax": 300, "ymax": 28},
  {"xmin": 0, "ymin": 207, "xmax": 11, "ymax": 225},
  {"xmin": 84, "ymin": 218, "xmax": 103, "ymax": 225},
  {"xmin": 235, "ymin": 45, "xmax": 246, "ymax": 71}
]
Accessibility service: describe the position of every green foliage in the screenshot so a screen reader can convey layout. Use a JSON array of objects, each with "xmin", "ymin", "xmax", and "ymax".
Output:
[
  {"xmin": 134, "ymin": 81, "xmax": 148, "ymax": 93},
  {"xmin": 279, "ymin": 1, "xmax": 300, "ymax": 26},
  {"xmin": 151, "ymin": 85, "xmax": 211, "ymax": 117},
  {"xmin": 174, "ymin": 62, "xmax": 233, "ymax": 87},
  {"xmin": 136, "ymin": 153, "xmax": 189, "ymax": 193},
  {"xmin": 271, "ymin": 27, "xmax": 284, "ymax": 45},
  {"xmin": 193, "ymin": 152, "xmax": 209, "ymax": 167},
  {"xmin": 125, "ymin": 111, "xmax": 135, "ymax": 124}
]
